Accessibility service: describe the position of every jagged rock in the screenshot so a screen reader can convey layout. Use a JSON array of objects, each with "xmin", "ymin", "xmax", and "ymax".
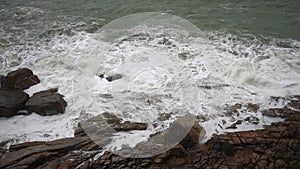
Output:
[
  {"xmin": 25, "ymin": 88, "xmax": 67, "ymax": 116},
  {"xmin": 2, "ymin": 68, "xmax": 40, "ymax": 90},
  {"xmin": 0, "ymin": 89, "xmax": 29, "ymax": 117}
]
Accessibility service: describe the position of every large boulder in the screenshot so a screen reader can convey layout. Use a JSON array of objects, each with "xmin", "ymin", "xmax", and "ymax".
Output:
[
  {"xmin": 2, "ymin": 68, "xmax": 40, "ymax": 90},
  {"xmin": 25, "ymin": 88, "xmax": 67, "ymax": 116},
  {"xmin": 150, "ymin": 115, "xmax": 206, "ymax": 149},
  {"xmin": 0, "ymin": 89, "xmax": 29, "ymax": 117}
]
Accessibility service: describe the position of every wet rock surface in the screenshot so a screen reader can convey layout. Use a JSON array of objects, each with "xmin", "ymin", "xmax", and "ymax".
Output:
[
  {"xmin": 25, "ymin": 88, "xmax": 67, "ymax": 116},
  {"xmin": 0, "ymin": 97, "xmax": 299, "ymax": 168},
  {"xmin": 99, "ymin": 74, "xmax": 123, "ymax": 82},
  {"xmin": 0, "ymin": 75, "xmax": 5, "ymax": 88},
  {"xmin": 112, "ymin": 121, "xmax": 148, "ymax": 131},
  {"xmin": 2, "ymin": 68, "xmax": 40, "ymax": 90},
  {"xmin": 0, "ymin": 68, "xmax": 67, "ymax": 117},
  {"xmin": 0, "ymin": 89, "xmax": 29, "ymax": 117},
  {"xmin": 102, "ymin": 112, "xmax": 148, "ymax": 131}
]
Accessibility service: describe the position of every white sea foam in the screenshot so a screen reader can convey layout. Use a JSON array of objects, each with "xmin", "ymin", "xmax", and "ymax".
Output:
[{"xmin": 0, "ymin": 13, "xmax": 299, "ymax": 149}]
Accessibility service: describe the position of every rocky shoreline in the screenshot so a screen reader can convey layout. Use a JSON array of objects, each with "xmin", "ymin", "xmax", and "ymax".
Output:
[
  {"xmin": 0, "ymin": 68, "xmax": 299, "ymax": 169},
  {"xmin": 0, "ymin": 103, "xmax": 299, "ymax": 169}
]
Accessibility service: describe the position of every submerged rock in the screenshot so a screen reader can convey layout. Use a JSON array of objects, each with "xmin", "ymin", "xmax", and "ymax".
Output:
[
  {"xmin": 0, "ymin": 89, "xmax": 29, "ymax": 117},
  {"xmin": 25, "ymin": 88, "xmax": 67, "ymax": 116},
  {"xmin": 2, "ymin": 68, "xmax": 40, "ymax": 90}
]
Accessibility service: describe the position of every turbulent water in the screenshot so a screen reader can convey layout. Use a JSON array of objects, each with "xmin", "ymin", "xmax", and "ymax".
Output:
[{"xmin": 0, "ymin": 0, "xmax": 299, "ymax": 147}]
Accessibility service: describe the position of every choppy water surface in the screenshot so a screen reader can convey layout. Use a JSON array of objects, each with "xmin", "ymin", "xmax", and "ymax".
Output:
[{"xmin": 0, "ymin": 0, "xmax": 299, "ymax": 147}]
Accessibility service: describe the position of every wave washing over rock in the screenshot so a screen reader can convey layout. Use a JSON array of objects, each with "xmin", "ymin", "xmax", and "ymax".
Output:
[
  {"xmin": 0, "ymin": 9, "xmax": 299, "ymax": 168},
  {"xmin": 0, "ymin": 96, "xmax": 299, "ymax": 168},
  {"xmin": 0, "ymin": 12, "xmax": 299, "ymax": 146}
]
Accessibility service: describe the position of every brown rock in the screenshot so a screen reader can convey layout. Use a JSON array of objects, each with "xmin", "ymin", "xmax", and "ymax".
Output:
[
  {"xmin": 104, "ymin": 160, "xmax": 110, "ymax": 166},
  {"xmin": 275, "ymin": 159, "xmax": 286, "ymax": 168},
  {"xmin": 169, "ymin": 144, "xmax": 185, "ymax": 157},
  {"xmin": 246, "ymin": 103, "xmax": 260, "ymax": 112},
  {"xmin": 1, "ymin": 97, "xmax": 299, "ymax": 169},
  {"xmin": 102, "ymin": 112, "xmax": 122, "ymax": 124},
  {"xmin": 0, "ymin": 137, "xmax": 91, "ymax": 168},
  {"xmin": 112, "ymin": 121, "xmax": 147, "ymax": 131},
  {"xmin": 224, "ymin": 103, "xmax": 242, "ymax": 116},
  {"xmin": 2, "ymin": 68, "xmax": 40, "ymax": 90},
  {"xmin": 287, "ymin": 99, "xmax": 300, "ymax": 109},
  {"xmin": 154, "ymin": 158, "xmax": 162, "ymax": 163},
  {"xmin": 150, "ymin": 115, "xmax": 205, "ymax": 149},
  {"xmin": 180, "ymin": 120, "xmax": 205, "ymax": 149},
  {"xmin": 102, "ymin": 112, "xmax": 147, "ymax": 131},
  {"xmin": 0, "ymin": 89, "xmax": 29, "ymax": 117},
  {"xmin": 258, "ymin": 160, "xmax": 268, "ymax": 168},
  {"xmin": 262, "ymin": 108, "xmax": 296, "ymax": 118},
  {"xmin": 173, "ymin": 158, "xmax": 186, "ymax": 166},
  {"xmin": 25, "ymin": 88, "xmax": 67, "ymax": 116}
]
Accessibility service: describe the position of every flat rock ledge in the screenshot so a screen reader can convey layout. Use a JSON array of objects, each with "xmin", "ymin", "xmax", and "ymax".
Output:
[{"xmin": 0, "ymin": 98, "xmax": 299, "ymax": 169}]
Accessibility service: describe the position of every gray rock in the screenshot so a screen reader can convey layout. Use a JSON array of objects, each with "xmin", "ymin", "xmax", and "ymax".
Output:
[
  {"xmin": 25, "ymin": 88, "xmax": 67, "ymax": 116},
  {"xmin": 0, "ymin": 89, "xmax": 29, "ymax": 117},
  {"xmin": 106, "ymin": 74, "xmax": 123, "ymax": 82},
  {"xmin": 0, "ymin": 75, "xmax": 5, "ymax": 88}
]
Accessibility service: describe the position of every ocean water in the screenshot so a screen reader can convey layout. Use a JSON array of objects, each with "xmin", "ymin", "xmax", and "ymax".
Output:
[{"xmin": 0, "ymin": 0, "xmax": 299, "ymax": 148}]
